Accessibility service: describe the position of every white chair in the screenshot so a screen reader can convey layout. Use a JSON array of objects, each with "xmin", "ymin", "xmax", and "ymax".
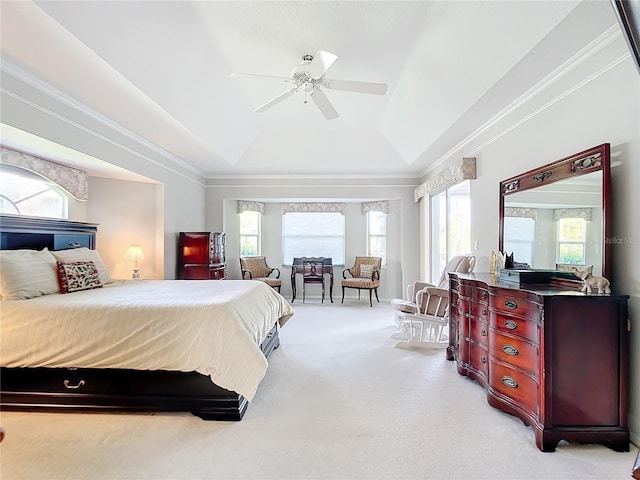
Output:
[
  {"xmin": 395, "ymin": 287, "xmax": 450, "ymax": 348},
  {"xmin": 390, "ymin": 281, "xmax": 434, "ymax": 332},
  {"xmin": 390, "ymin": 255, "xmax": 475, "ymax": 335}
]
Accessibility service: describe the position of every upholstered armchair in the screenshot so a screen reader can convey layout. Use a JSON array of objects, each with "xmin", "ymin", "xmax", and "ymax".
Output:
[
  {"xmin": 239, "ymin": 256, "xmax": 282, "ymax": 292},
  {"xmin": 341, "ymin": 256, "xmax": 382, "ymax": 307}
]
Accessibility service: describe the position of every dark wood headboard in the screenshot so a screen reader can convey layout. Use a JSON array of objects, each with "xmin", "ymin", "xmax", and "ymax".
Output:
[{"xmin": 0, "ymin": 214, "xmax": 98, "ymax": 251}]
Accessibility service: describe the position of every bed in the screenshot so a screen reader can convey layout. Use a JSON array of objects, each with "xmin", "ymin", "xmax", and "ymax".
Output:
[{"xmin": 0, "ymin": 214, "xmax": 294, "ymax": 420}]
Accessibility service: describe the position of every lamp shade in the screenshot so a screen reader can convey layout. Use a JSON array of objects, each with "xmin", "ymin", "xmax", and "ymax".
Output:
[{"xmin": 124, "ymin": 245, "xmax": 144, "ymax": 262}]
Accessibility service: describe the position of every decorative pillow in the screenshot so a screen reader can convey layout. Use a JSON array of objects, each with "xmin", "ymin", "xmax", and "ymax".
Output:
[
  {"xmin": 57, "ymin": 261, "xmax": 102, "ymax": 293},
  {"xmin": 359, "ymin": 264, "xmax": 375, "ymax": 279},
  {"xmin": 51, "ymin": 247, "xmax": 113, "ymax": 285},
  {"xmin": 0, "ymin": 248, "xmax": 60, "ymax": 300}
]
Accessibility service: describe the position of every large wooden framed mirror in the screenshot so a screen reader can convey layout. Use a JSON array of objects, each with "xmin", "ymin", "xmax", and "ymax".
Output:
[{"xmin": 499, "ymin": 143, "xmax": 611, "ymax": 280}]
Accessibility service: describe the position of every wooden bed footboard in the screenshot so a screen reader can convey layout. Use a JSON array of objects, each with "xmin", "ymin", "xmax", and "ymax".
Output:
[{"xmin": 1, "ymin": 323, "xmax": 280, "ymax": 420}]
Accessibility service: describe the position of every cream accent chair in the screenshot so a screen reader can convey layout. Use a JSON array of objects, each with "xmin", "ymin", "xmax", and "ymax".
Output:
[
  {"xmin": 240, "ymin": 256, "xmax": 282, "ymax": 292},
  {"xmin": 391, "ymin": 255, "xmax": 475, "ymax": 345},
  {"xmin": 341, "ymin": 256, "xmax": 382, "ymax": 307}
]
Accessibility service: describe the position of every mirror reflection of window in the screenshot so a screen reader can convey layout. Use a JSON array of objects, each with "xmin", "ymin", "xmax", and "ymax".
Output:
[
  {"xmin": 504, "ymin": 217, "xmax": 535, "ymax": 266},
  {"xmin": 557, "ymin": 218, "xmax": 587, "ymax": 264}
]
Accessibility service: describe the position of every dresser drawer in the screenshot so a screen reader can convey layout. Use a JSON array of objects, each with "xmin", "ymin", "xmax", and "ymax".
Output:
[
  {"xmin": 458, "ymin": 313, "xmax": 470, "ymax": 338},
  {"xmin": 473, "ymin": 287, "xmax": 489, "ymax": 303},
  {"xmin": 470, "ymin": 342, "xmax": 488, "ymax": 377},
  {"xmin": 489, "ymin": 331, "xmax": 538, "ymax": 377},
  {"xmin": 490, "ymin": 294, "xmax": 541, "ymax": 319},
  {"xmin": 489, "ymin": 361, "xmax": 538, "ymax": 417},
  {"xmin": 458, "ymin": 337, "xmax": 470, "ymax": 365},
  {"xmin": 210, "ymin": 266, "xmax": 227, "ymax": 280},
  {"xmin": 470, "ymin": 318, "xmax": 488, "ymax": 346},
  {"xmin": 458, "ymin": 283, "xmax": 471, "ymax": 298},
  {"xmin": 471, "ymin": 301, "xmax": 489, "ymax": 321},
  {"xmin": 455, "ymin": 295, "xmax": 469, "ymax": 316},
  {"xmin": 490, "ymin": 313, "xmax": 539, "ymax": 343}
]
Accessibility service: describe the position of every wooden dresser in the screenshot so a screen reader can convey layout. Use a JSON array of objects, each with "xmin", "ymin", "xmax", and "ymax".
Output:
[
  {"xmin": 447, "ymin": 272, "xmax": 630, "ymax": 452},
  {"xmin": 177, "ymin": 232, "xmax": 227, "ymax": 280}
]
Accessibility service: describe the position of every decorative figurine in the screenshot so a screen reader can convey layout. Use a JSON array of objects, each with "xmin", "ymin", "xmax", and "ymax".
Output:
[{"xmin": 574, "ymin": 267, "xmax": 611, "ymax": 294}]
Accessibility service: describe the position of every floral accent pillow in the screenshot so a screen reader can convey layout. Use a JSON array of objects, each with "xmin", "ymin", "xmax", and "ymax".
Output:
[
  {"xmin": 359, "ymin": 264, "xmax": 375, "ymax": 279},
  {"xmin": 57, "ymin": 261, "xmax": 102, "ymax": 294}
]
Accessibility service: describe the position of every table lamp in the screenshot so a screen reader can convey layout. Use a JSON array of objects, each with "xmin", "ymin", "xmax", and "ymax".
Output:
[{"xmin": 124, "ymin": 244, "xmax": 144, "ymax": 279}]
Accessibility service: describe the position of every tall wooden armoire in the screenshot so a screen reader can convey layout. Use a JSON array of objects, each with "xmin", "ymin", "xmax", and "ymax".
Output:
[{"xmin": 177, "ymin": 232, "xmax": 226, "ymax": 280}]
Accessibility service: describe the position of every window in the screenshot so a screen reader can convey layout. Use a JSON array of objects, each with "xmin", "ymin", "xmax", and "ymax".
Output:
[
  {"xmin": 0, "ymin": 164, "xmax": 68, "ymax": 219},
  {"xmin": 239, "ymin": 210, "xmax": 261, "ymax": 256},
  {"xmin": 367, "ymin": 211, "xmax": 387, "ymax": 266},
  {"xmin": 282, "ymin": 212, "xmax": 345, "ymax": 265},
  {"xmin": 557, "ymin": 217, "xmax": 586, "ymax": 264},
  {"xmin": 504, "ymin": 217, "xmax": 535, "ymax": 266},
  {"xmin": 430, "ymin": 180, "xmax": 471, "ymax": 282}
]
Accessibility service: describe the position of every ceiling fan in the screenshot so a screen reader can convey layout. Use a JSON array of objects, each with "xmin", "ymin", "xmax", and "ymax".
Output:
[{"xmin": 231, "ymin": 50, "xmax": 387, "ymax": 120}]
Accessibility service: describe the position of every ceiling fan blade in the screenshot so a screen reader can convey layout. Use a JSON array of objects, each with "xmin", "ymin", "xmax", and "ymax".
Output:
[
  {"xmin": 231, "ymin": 72, "xmax": 291, "ymax": 82},
  {"xmin": 311, "ymin": 90, "xmax": 339, "ymax": 120},
  {"xmin": 306, "ymin": 50, "xmax": 337, "ymax": 79},
  {"xmin": 323, "ymin": 79, "xmax": 388, "ymax": 95},
  {"xmin": 254, "ymin": 88, "xmax": 297, "ymax": 112}
]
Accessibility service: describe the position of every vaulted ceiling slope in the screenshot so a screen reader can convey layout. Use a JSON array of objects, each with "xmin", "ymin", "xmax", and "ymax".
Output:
[{"xmin": 0, "ymin": 1, "xmax": 623, "ymax": 179}]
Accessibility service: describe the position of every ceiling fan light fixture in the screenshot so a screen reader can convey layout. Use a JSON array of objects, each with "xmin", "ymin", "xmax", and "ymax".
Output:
[{"xmin": 232, "ymin": 50, "xmax": 387, "ymax": 120}]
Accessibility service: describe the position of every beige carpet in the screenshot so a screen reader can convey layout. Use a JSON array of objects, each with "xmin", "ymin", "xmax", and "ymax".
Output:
[{"xmin": 0, "ymin": 301, "xmax": 637, "ymax": 480}]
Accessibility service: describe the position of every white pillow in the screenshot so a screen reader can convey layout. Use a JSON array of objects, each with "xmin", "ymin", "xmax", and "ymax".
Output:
[
  {"xmin": 51, "ymin": 247, "xmax": 113, "ymax": 285},
  {"xmin": 0, "ymin": 248, "xmax": 60, "ymax": 300}
]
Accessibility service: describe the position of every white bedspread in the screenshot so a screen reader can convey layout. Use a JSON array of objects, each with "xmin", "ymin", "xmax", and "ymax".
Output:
[{"xmin": 0, "ymin": 280, "xmax": 294, "ymax": 401}]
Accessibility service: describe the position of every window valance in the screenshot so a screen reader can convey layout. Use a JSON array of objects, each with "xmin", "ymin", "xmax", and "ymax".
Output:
[
  {"xmin": 505, "ymin": 207, "xmax": 538, "ymax": 221},
  {"xmin": 281, "ymin": 202, "xmax": 346, "ymax": 215},
  {"xmin": 554, "ymin": 208, "xmax": 592, "ymax": 221},
  {"xmin": 1, "ymin": 147, "xmax": 88, "ymax": 201},
  {"xmin": 361, "ymin": 201, "xmax": 389, "ymax": 215},
  {"xmin": 414, "ymin": 157, "xmax": 476, "ymax": 202},
  {"xmin": 237, "ymin": 200, "xmax": 265, "ymax": 215}
]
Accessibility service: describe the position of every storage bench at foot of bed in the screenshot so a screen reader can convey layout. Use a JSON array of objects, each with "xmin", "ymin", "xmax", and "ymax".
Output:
[{"xmin": 0, "ymin": 325, "xmax": 280, "ymax": 421}]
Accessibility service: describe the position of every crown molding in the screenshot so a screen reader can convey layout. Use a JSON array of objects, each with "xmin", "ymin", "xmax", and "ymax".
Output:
[
  {"xmin": 419, "ymin": 26, "xmax": 624, "ymax": 179},
  {"xmin": 1, "ymin": 59, "xmax": 205, "ymax": 184}
]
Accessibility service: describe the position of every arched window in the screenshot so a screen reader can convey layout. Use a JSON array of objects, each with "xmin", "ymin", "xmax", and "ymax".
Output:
[{"xmin": 0, "ymin": 164, "xmax": 68, "ymax": 219}]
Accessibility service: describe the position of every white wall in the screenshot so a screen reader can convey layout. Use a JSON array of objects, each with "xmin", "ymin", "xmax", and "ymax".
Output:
[
  {"xmin": 206, "ymin": 182, "xmax": 419, "ymax": 302},
  {"xmin": 87, "ymin": 177, "xmax": 162, "ymax": 279},
  {"xmin": 421, "ymin": 53, "xmax": 640, "ymax": 442}
]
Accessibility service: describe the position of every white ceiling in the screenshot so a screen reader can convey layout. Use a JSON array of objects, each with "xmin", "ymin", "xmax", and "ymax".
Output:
[{"xmin": 0, "ymin": 1, "xmax": 621, "ymax": 180}]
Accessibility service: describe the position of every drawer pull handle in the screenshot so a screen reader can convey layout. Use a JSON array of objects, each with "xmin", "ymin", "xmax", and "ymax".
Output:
[
  {"xmin": 504, "ymin": 320, "xmax": 518, "ymax": 330},
  {"xmin": 68, "ymin": 241, "xmax": 81, "ymax": 248},
  {"xmin": 63, "ymin": 379, "xmax": 85, "ymax": 389},
  {"xmin": 502, "ymin": 376, "xmax": 518, "ymax": 388},
  {"xmin": 481, "ymin": 328, "xmax": 487, "ymax": 336},
  {"xmin": 481, "ymin": 308, "xmax": 487, "ymax": 315},
  {"xmin": 481, "ymin": 355, "xmax": 486, "ymax": 364},
  {"xmin": 502, "ymin": 344, "xmax": 519, "ymax": 356},
  {"xmin": 505, "ymin": 300, "xmax": 518, "ymax": 310},
  {"xmin": 481, "ymin": 291, "xmax": 488, "ymax": 300}
]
